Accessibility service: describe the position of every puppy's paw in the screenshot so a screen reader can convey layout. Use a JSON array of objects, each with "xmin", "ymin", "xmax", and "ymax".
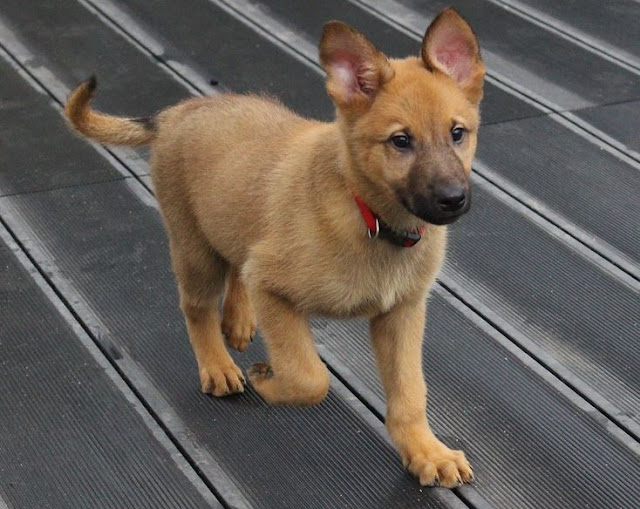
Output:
[
  {"xmin": 199, "ymin": 360, "xmax": 246, "ymax": 397},
  {"xmin": 248, "ymin": 362, "xmax": 329, "ymax": 406},
  {"xmin": 403, "ymin": 442, "xmax": 473, "ymax": 488},
  {"xmin": 221, "ymin": 320, "xmax": 256, "ymax": 352},
  {"xmin": 221, "ymin": 308, "xmax": 257, "ymax": 353},
  {"xmin": 248, "ymin": 362, "xmax": 274, "ymax": 379},
  {"xmin": 247, "ymin": 362, "xmax": 277, "ymax": 402}
]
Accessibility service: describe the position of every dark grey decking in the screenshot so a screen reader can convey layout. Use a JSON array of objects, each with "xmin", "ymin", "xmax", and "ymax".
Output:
[{"xmin": 0, "ymin": 1, "xmax": 638, "ymax": 508}]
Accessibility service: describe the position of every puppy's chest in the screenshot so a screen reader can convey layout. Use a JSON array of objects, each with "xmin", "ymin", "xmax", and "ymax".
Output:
[{"xmin": 308, "ymin": 253, "xmax": 427, "ymax": 317}]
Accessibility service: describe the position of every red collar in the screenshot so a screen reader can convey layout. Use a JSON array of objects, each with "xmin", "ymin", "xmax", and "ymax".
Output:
[{"xmin": 352, "ymin": 193, "xmax": 426, "ymax": 248}]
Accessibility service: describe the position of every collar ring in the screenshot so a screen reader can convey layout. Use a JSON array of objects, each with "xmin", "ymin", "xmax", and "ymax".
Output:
[{"xmin": 367, "ymin": 218, "xmax": 380, "ymax": 239}]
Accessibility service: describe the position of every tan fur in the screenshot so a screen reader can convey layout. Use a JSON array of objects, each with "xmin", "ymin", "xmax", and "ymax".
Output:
[
  {"xmin": 65, "ymin": 77, "xmax": 155, "ymax": 146},
  {"xmin": 65, "ymin": 8, "xmax": 484, "ymax": 488},
  {"xmin": 222, "ymin": 266, "xmax": 257, "ymax": 352}
]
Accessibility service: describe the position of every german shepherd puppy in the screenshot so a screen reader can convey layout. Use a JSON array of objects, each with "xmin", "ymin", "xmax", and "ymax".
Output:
[{"xmin": 66, "ymin": 8, "xmax": 484, "ymax": 487}]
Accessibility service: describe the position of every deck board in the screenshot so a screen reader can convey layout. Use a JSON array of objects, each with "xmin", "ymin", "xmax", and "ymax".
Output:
[
  {"xmin": 0, "ymin": 229, "xmax": 217, "ymax": 509},
  {"xmin": 0, "ymin": 56, "xmax": 121, "ymax": 196},
  {"xmin": 496, "ymin": 0, "xmax": 640, "ymax": 63},
  {"xmin": 314, "ymin": 290, "xmax": 640, "ymax": 509},
  {"xmin": 1, "ymin": 1, "xmax": 638, "ymax": 508}
]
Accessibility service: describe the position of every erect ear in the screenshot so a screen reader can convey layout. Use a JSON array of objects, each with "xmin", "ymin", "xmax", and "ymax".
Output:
[
  {"xmin": 319, "ymin": 21, "xmax": 394, "ymax": 110},
  {"xmin": 421, "ymin": 8, "xmax": 485, "ymax": 104}
]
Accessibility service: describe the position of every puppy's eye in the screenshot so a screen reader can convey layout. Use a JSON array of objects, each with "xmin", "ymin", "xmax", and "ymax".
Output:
[
  {"xmin": 451, "ymin": 126, "xmax": 466, "ymax": 144},
  {"xmin": 390, "ymin": 133, "xmax": 411, "ymax": 149}
]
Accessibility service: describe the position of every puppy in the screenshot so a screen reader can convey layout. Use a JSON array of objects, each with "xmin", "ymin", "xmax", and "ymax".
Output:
[{"xmin": 65, "ymin": 8, "xmax": 484, "ymax": 488}]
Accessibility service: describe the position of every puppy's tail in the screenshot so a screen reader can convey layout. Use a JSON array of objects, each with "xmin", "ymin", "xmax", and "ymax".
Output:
[{"xmin": 65, "ymin": 76, "xmax": 156, "ymax": 147}]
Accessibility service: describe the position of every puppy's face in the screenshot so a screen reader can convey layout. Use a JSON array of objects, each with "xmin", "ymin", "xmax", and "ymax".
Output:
[
  {"xmin": 348, "ymin": 59, "xmax": 479, "ymax": 225},
  {"xmin": 320, "ymin": 9, "xmax": 485, "ymax": 225}
]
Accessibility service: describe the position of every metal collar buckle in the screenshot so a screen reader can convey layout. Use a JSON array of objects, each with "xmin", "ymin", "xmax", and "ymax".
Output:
[{"xmin": 367, "ymin": 218, "xmax": 380, "ymax": 239}]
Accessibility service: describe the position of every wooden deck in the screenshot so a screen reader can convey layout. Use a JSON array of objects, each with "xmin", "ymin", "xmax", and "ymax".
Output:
[{"xmin": 0, "ymin": 1, "xmax": 638, "ymax": 508}]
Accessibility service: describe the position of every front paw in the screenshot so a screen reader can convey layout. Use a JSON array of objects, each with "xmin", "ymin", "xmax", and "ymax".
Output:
[
  {"xmin": 248, "ymin": 362, "xmax": 329, "ymax": 405},
  {"xmin": 401, "ymin": 438, "xmax": 473, "ymax": 488},
  {"xmin": 199, "ymin": 360, "xmax": 246, "ymax": 397}
]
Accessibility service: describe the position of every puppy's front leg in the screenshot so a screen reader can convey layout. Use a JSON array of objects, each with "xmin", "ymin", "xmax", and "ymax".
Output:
[
  {"xmin": 370, "ymin": 297, "xmax": 473, "ymax": 488},
  {"xmin": 248, "ymin": 288, "xmax": 330, "ymax": 405}
]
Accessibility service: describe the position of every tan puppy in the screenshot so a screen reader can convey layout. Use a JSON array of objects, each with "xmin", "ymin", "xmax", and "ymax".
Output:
[{"xmin": 65, "ymin": 8, "xmax": 484, "ymax": 488}]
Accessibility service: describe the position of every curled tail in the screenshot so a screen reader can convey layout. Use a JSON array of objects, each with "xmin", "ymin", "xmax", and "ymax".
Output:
[{"xmin": 65, "ymin": 76, "xmax": 155, "ymax": 146}]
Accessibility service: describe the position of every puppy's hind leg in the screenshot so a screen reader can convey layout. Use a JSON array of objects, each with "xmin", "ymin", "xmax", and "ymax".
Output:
[
  {"xmin": 173, "ymin": 241, "xmax": 245, "ymax": 397},
  {"xmin": 222, "ymin": 266, "xmax": 257, "ymax": 352}
]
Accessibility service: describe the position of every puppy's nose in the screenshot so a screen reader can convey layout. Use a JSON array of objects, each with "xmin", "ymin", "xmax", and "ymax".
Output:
[{"xmin": 435, "ymin": 186, "xmax": 467, "ymax": 212}]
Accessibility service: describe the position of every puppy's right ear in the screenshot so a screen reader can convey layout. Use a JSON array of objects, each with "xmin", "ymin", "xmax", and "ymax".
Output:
[{"xmin": 319, "ymin": 21, "xmax": 394, "ymax": 111}]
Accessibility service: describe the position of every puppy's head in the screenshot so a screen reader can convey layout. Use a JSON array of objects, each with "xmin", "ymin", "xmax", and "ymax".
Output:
[{"xmin": 320, "ymin": 9, "xmax": 485, "ymax": 226}]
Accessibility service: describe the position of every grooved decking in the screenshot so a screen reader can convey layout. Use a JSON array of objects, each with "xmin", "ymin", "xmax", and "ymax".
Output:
[{"xmin": 1, "ymin": 1, "xmax": 638, "ymax": 508}]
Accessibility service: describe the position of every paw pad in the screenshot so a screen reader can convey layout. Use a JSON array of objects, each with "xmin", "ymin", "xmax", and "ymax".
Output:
[{"xmin": 248, "ymin": 363, "xmax": 274, "ymax": 379}]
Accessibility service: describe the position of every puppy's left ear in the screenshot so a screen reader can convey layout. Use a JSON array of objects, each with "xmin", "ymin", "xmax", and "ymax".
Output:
[
  {"xmin": 421, "ymin": 8, "xmax": 485, "ymax": 104},
  {"xmin": 319, "ymin": 21, "xmax": 394, "ymax": 111}
]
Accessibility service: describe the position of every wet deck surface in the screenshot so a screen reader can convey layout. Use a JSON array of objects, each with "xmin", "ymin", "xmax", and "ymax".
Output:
[{"xmin": 1, "ymin": 1, "xmax": 639, "ymax": 508}]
